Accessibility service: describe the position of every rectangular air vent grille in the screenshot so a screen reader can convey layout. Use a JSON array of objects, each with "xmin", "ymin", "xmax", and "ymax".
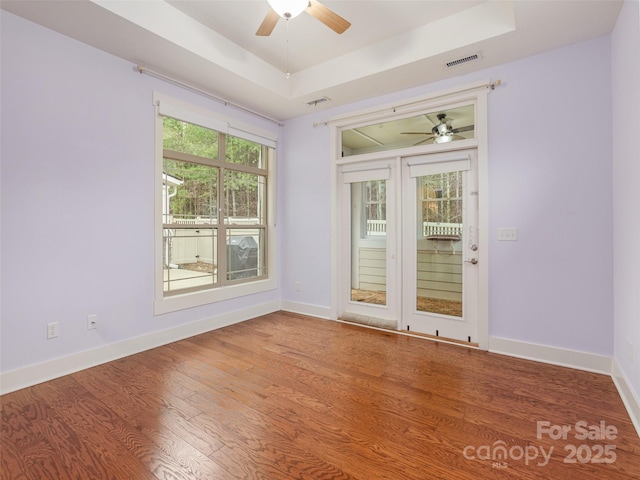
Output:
[
  {"xmin": 307, "ymin": 96, "xmax": 331, "ymax": 106},
  {"xmin": 445, "ymin": 53, "xmax": 480, "ymax": 69}
]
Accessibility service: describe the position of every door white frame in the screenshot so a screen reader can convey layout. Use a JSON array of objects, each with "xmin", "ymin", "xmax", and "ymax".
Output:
[{"xmin": 330, "ymin": 81, "xmax": 491, "ymax": 349}]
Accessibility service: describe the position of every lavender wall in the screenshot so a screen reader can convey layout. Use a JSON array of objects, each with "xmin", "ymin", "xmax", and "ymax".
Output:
[
  {"xmin": 281, "ymin": 37, "xmax": 614, "ymax": 356},
  {"xmin": 279, "ymin": 118, "xmax": 333, "ymax": 310},
  {"xmin": 612, "ymin": 0, "xmax": 640, "ymax": 404},
  {"xmin": 485, "ymin": 39, "xmax": 613, "ymax": 354},
  {"xmin": 0, "ymin": 12, "xmax": 280, "ymax": 374},
  {"xmin": 0, "ymin": 7, "xmax": 629, "ymax": 385}
]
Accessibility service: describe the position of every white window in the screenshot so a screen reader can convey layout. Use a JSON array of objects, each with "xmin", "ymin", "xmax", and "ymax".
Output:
[{"xmin": 154, "ymin": 94, "xmax": 277, "ymax": 314}]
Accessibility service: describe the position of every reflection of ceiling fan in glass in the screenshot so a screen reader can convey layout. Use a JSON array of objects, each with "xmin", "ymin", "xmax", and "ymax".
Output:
[
  {"xmin": 256, "ymin": 0, "xmax": 351, "ymax": 36},
  {"xmin": 402, "ymin": 113, "xmax": 474, "ymax": 145}
]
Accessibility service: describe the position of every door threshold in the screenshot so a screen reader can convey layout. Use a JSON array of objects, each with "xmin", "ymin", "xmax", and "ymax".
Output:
[
  {"xmin": 339, "ymin": 313, "xmax": 398, "ymax": 330},
  {"xmin": 335, "ymin": 318, "xmax": 479, "ymax": 349},
  {"xmin": 402, "ymin": 329, "xmax": 479, "ymax": 347}
]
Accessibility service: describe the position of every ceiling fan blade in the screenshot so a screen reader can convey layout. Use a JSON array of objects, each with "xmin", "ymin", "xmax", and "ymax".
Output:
[
  {"xmin": 306, "ymin": 0, "xmax": 351, "ymax": 34},
  {"xmin": 414, "ymin": 137, "xmax": 435, "ymax": 146},
  {"xmin": 256, "ymin": 9, "xmax": 280, "ymax": 36},
  {"xmin": 400, "ymin": 132, "xmax": 431, "ymax": 135},
  {"xmin": 451, "ymin": 124, "xmax": 475, "ymax": 133},
  {"xmin": 424, "ymin": 114, "xmax": 439, "ymax": 127}
]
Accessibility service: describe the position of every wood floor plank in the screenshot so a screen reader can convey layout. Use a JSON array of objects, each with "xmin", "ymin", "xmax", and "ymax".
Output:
[
  {"xmin": 77, "ymin": 360, "xmax": 202, "ymax": 420},
  {"xmin": 188, "ymin": 393, "xmax": 357, "ymax": 480},
  {"xmin": 1, "ymin": 400, "xmax": 70, "ymax": 480},
  {"xmin": 72, "ymin": 364, "xmax": 232, "ymax": 479},
  {"xmin": 2, "ymin": 382, "xmax": 154, "ymax": 480},
  {"xmin": 2, "ymin": 312, "xmax": 639, "ymax": 479}
]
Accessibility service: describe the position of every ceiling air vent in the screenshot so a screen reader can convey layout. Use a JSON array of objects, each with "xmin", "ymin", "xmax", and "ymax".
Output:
[
  {"xmin": 307, "ymin": 96, "xmax": 331, "ymax": 106},
  {"xmin": 444, "ymin": 53, "xmax": 480, "ymax": 69}
]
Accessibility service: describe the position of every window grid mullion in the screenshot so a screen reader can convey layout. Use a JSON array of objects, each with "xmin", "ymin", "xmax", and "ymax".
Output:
[{"xmin": 217, "ymin": 132, "xmax": 227, "ymax": 286}]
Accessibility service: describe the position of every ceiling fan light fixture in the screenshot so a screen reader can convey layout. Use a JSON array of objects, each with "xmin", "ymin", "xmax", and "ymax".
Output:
[
  {"xmin": 267, "ymin": 0, "xmax": 308, "ymax": 19},
  {"xmin": 434, "ymin": 135, "xmax": 454, "ymax": 144}
]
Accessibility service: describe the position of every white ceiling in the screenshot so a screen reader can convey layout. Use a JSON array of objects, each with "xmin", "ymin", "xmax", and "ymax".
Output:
[{"xmin": 1, "ymin": 1, "xmax": 623, "ymax": 122}]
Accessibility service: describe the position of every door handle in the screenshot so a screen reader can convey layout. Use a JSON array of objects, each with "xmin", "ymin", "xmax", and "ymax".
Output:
[{"xmin": 465, "ymin": 258, "xmax": 478, "ymax": 265}]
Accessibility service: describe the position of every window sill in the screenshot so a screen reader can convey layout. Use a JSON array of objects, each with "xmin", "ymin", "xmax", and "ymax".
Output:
[{"xmin": 154, "ymin": 277, "xmax": 277, "ymax": 315}]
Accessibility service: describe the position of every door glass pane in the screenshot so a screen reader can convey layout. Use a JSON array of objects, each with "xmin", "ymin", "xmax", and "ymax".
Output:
[
  {"xmin": 351, "ymin": 180, "xmax": 387, "ymax": 305},
  {"xmin": 417, "ymin": 172, "xmax": 463, "ymax": 316}
]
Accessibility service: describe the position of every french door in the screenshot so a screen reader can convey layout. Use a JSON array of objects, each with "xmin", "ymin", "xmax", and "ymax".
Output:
[
  {"xmin": 338, "ymin": 149, "xmax": 479, "ymax": 344},
  {"xmin": 338, "ymin": 161, "xmax": 400, "ymax": 329},
  {"xmin": 401, "ymin": 150, "xmax": 479, "ymax": 343}
]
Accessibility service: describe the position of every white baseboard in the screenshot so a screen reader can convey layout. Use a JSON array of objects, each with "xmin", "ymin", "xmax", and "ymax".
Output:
[
  {"xmin": 489, "ymin": 336, "xmax": 612, "ymax": 375},
  {"xmin": 0, "ymin": 301, "xmax": 280, "ymax": 395},
  {"xmin": 280, "ymin": 300, "xmax": 332, "ymax": 320},
  {"xmin": 612, "ymin": 358, "xmax": 640, "ymax": 438}
]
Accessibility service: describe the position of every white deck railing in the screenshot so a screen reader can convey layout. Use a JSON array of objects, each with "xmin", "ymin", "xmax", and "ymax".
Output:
[
  {"xmin": 366, "ymin": 220, "xmax": 462, "ymax": 238},
  {"xmin": 163, "ymin": 215, "xmax": 261, "ymax": 226}
]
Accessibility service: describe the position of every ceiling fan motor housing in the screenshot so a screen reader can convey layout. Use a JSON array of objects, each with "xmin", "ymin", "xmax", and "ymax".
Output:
[
  {"xmin": 433, "ymin": 122, "xmax": 451, "ymax": 136},
  {"xmin": 258, "ymin": 0, "xmax": 351, "ymax": 36}
]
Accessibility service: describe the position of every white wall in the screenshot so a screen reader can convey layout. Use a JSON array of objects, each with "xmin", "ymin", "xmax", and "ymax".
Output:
[
  {"xmin": 0, "ymin": 12, "xmax": 281, "ymax": 380},
  {"xmin": 612, "ymin": 0, "xmax": 640, "ymax": 410},
  {"xmin": 281, "ymin": 37, "xmax": 614, "ymax": 356}
]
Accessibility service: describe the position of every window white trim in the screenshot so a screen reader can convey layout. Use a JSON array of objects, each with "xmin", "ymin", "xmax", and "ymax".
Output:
[
  {"xmin": 328, "ymin": 79, "xmax": 491, "ymax": 126},
  {"xmin": 228, "ymin": 126, "xmax": 277, "ymax": 149},
  {"xmin": 409, "ymin": 154, "xmax": 470, "ymax": 177},
  {"xmin": 153, "ymin": 93, "xmax": 277, "ymax": 315},
  {"xmin": 155, "ymin": 93, "xmax": 277, "ymax": 148},
  {"xmin": 342, "ymin": 165, "xmax": 391, "ymax": 183}
]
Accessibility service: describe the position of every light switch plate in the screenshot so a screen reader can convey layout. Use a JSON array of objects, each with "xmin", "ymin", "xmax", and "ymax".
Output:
[
  {"xmin": 47, "ymin": 322, "xmax": 59, "ymax": 339},
  {"xmin": 497, "ymin": 227, "xmax": 518, "ymax": 241}
]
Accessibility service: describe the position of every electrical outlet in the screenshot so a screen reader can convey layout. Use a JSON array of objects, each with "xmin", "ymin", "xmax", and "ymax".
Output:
[
  {"xmin": 87, "ymin": 314, "xmax": 97, "ymax": 330},
  {"xmin": 626, "ymin": 337, "xmax": 633, "ymax": 363},
  {"xmin": 295, "ymin": 281, "xmax": 302, "ymax": 292},
  {"xmin": 47, "ymin": 322, "xmax": 59, "ymax": 339}
]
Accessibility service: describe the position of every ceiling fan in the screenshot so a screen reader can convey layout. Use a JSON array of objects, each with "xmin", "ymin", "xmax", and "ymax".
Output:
[
  {"xmin": 256, "ymin": 0, "xmax": 351, "ymax": 36},
  {"xmin": 402, "ymin": 113, "xmax": 474, "ymax": 145}
]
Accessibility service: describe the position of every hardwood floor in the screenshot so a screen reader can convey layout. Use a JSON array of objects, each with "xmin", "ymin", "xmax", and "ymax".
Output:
[{"xmin": 2, "ymin": 311, "xmax": 639, "ymax": 479}]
